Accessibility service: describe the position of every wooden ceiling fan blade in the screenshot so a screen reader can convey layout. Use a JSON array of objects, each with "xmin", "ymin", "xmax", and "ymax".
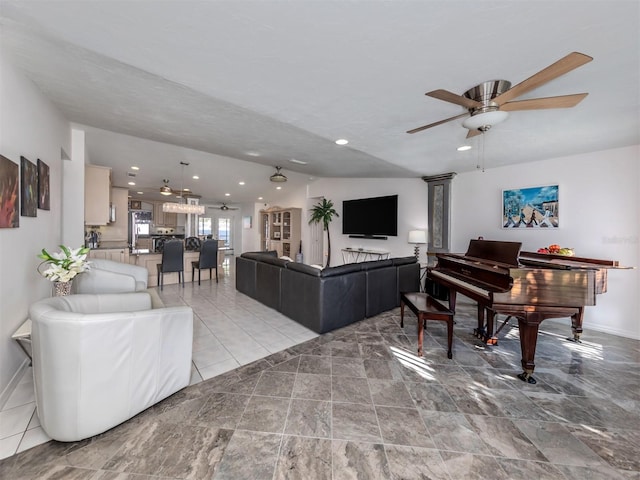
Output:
[
  {"xmin": 493, "ymin": 52, "xmax": 593, "ymax": 106},
  {"xmin": 466, "ymin": 129, "xmax": 482, "ymax": 139},
  {"xmin": 501, "ymin": 93, "xmax": 589, "ymax": 111},
  {"xmin": 406, "ymin": 112, "xmax": 469, "ymax": 134},
  {"xmin": 426, "ymin": 89, "xmax": 483, "ymax": 109}
]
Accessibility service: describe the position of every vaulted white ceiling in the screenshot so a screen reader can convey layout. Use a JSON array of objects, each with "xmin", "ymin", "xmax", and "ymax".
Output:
[{"xmin": 1, "ymin": 1, "xmax": 638, "ymax": 205}]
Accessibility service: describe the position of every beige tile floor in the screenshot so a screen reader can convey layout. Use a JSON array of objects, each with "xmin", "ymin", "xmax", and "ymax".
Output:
[{"xmin": 0, "ymin": 258, "xmax": 318, "ymax": 460}]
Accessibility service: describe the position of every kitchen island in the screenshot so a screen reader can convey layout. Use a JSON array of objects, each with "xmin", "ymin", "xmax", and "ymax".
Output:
[
  {"xmin": 89, "ymin": 241, "xmax": 227, "ymax": 287},
  {"xmin": 129, "ymin": 242, "xmax": 228, "ymax": 287},
  {"xmin": 129, "ymin": 251, "xmax": 201, "ymax": 287}
]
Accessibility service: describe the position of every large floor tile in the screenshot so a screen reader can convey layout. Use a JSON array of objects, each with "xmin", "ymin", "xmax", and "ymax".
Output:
[{"xmin": 1, "ymin": 269, "xmax": 638, "ymax": 480}]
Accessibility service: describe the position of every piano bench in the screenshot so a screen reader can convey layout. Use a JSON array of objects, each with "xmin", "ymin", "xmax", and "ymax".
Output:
[{"xmin": 400, "ymin": 292, "xmax": 454, "ymax": 359}]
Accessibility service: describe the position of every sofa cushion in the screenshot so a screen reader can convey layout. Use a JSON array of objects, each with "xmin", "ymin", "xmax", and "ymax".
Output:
[
  {"xmin": 241, "ymin": 251, "xmax": 277, "ymax": 260},
  {"xmin": 320, "ymin": 263, "xmax": 363, "ymax": 277},
  {"xmin": 286, "ymin": 262, "xmax": 322, "ymax": 277},
  {"xmin": 255, "ymin": 260, "xmax": 284, "ymax": 311},
  {"xmin": 392, "ymin": 256, "xmax": 418, "ymax": 266},
  {"xmin": 235, "ymin": 256, "xmax": 258, "ymax": 297},
  {"xmin": 359, "ymin": 259, "xmax": 394, "ymax": 270},
  {"xmin": 365, "ymin": 265, "xmax": 398, "ymax": 317},
  {"xmin": 281, "ymin": 268, "xmax": 366, "ymax": 334},
  {"xmin": 259, "ymin": 255, "xmax": 290, "ymax": 268},
  {"xmin": 397, "ymin": 262, "xmax": 421, "ymax": 305}
]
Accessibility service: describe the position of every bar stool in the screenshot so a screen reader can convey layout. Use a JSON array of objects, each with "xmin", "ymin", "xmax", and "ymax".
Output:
[{"xmin": 156, "ymin": 240, "xmax": 184, "ymax": 290}]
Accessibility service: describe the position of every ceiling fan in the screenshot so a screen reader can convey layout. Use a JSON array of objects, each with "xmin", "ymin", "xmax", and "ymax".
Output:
[
  {"xmin": 208, "ymin": 203, "xmax": 239, "ymax": 211},
  {"xmin": 407, "ymin": 52, "xmax": 593, "ymax": 138},
  {"xmin": 157, "ymin": 180, "xmax": 201, "ymax": 198}
]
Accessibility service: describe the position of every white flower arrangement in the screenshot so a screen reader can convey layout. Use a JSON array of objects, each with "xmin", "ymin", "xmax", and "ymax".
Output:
[{"xmin": 38, "ymin": 245, "xmax": 91, "ymax": 283}]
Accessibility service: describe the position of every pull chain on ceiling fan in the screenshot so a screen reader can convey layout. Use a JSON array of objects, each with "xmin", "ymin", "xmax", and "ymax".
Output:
[{"xmin": 407, "ymin": 52, "xmax": 593, "ymax": 136}]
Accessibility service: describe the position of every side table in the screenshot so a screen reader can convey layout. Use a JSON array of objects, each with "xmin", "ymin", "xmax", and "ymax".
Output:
[{"xmin": 12, "ymin": 319, "xmax": 32, "ymax": 362}]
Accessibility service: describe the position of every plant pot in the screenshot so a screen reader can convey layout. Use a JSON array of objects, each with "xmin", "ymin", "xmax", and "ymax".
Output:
[{"xmin": 53, "ymin": 281, "xmax": 72, "ymax": 297}]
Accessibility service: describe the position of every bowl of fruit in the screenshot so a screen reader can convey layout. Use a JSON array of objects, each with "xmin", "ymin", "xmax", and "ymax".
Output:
[{"xmin": 537, "ymin": 244, "xmax": 575, "ymax": 256}]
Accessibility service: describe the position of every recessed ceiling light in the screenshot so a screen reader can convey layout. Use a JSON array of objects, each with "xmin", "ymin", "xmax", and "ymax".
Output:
[
  {"xmin": 335, "ymin": 139, "xmax": 349, "ymax": 145},
  {"xmin": 131, "ymin": 166, "xmax": 139, "ymax": 170},
  {"xmin": 289, "ymin": 158, "xmax": 307, "ymax": 165},
  {"xmin": 239, "ymin": 181, "xmax": 245, "ymax": 185},
  {"xmin": 225, "ymin": 193, "xmax": 230, "ymax": 196},
  {"xmin": 457, "ymin": 145, "xmax": 472, "ymax": 151},
  {"xmin": 246, "ymin": 151, "xmax": 260, "ymax": 157},
  {"xmin": 276, "ymin": 186, "xmax": 282, "ymax": 190},
  {"xmin": 192, "ymin": 175, "xmax": 199, "ymax": 180},
  {"xmin": 127, "ymin": 181, "xmax": 135, "ymax": 185},
  {"xmin": 258, "ymin": 197, "xmax": 263, "ymax": 200},
  {"xmin": 137, "ymin": 191, "xmax": 143, "ymax": 195}
]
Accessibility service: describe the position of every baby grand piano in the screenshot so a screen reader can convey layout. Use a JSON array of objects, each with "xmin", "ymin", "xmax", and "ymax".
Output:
[{"xmin": 428, "ymin": 239, "xmax": 621, "ymax": 384}]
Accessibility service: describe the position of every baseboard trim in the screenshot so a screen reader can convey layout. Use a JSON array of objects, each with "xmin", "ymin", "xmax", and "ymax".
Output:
[{"xmin": 0, "ymin": 358, "xmax": 30, "ymax": 411}]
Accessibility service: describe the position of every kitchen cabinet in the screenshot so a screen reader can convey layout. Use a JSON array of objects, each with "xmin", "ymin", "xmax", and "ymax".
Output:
[
  {"xmin": 153, "ymin": 201, "xmax": 177, "ymax": 227},
  {"xmin": 84, "ymin": 165, "xmax": 111, "ymax": 226},
  {"xmin": 97, "ymin": 187, "xmax": 129, "ymax": 242},
  {"xmin": 88, "ymin": 248, "xmax": 129, "ymax": 264}
]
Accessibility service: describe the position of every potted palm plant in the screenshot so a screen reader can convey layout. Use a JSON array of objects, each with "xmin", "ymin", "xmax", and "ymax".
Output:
[{"xmin": 309, "ymin": 198, "xmax": 338, "ymax": 268}]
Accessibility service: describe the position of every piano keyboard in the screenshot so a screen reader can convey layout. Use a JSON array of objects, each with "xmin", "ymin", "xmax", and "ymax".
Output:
[{"xmin": 429, "ymin": 270, "xmax": 491, "ymax": 299}]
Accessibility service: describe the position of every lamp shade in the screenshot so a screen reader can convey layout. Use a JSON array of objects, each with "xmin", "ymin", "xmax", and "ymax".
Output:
[{"xmin": 408, "ymin": 230, "xmax": 426, "ymax": 244}]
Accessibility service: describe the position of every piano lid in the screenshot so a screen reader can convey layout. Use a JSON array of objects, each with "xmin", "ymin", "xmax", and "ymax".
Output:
[{"xmin": 465, "ymin": 240, "xmax": 522, "ymax": 267}]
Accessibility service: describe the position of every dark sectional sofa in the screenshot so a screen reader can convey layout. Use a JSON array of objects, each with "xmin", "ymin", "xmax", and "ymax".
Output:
[{"xmin": 236, "ymin": 251, "xmax": 420, "ymax": 334}]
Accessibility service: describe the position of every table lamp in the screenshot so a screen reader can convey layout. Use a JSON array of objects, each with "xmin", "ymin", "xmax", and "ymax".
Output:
[{"xmin": 408, "ymin": 230, "xmax": 427, "ymax": 259}]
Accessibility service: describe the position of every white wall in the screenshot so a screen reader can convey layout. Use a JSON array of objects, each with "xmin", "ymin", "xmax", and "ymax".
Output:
[
  {"xmin": 0, "ymin": 52, "xmax": 71, "ymax": 400},
  {"xmin": 306, "ymin": 178, "xmax": 429, "ymax": 266},
  {"xmin": 61, "ymin": 129, "xmax": 85, "ymax": 247},
  {"xmin": 452, "ymin": 146, "xmax": 639, "ymax": 339}
]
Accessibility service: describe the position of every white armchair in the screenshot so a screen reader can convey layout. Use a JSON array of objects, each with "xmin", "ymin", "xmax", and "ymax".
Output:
[
  {"xmin": 29, "ymin": 292, "xmax": 193, "ymax": 442},
  {"xmin": 73, "ymin": 258, "xmax": 148, "ymax": 294}
]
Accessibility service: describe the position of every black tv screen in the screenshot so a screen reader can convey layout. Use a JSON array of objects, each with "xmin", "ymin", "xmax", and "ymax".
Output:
[{"xmin": 342, "ymin": 194, "xmax": 398, "ymax": 237}]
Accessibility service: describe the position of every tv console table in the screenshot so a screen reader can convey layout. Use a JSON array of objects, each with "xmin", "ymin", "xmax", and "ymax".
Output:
[{"xmin": 342, "ymin": 248, "xmax": 390, "ymax": 264}]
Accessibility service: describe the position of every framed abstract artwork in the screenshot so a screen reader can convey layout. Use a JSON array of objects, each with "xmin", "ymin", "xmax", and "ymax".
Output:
[
  {"xmin": 38, "ymin": 158, "xmax": 50, "ymax": 210},
  {"xmin": 0, "ymin": 155, "xmax": 19, "ymax": 228},
  {"xmin": 21, "ymin": 156, "xmax": 38, "ymax": 217},
  {"xmin": 502, "ymin": 185, "xmax": 559, "ymax": 228}
]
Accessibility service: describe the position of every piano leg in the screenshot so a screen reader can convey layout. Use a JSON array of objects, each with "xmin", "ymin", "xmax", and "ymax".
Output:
[
  {"xmin": 486, "ymin": 309, "xmax": 498, "ymax": 345},
  {"xmin": 447, "ymin": 289, "xmax": 457, "ymax": 313},
  {"xmin": 516, "ymin": 313, "xmax": 543, "ymax": 385},
  {"xmin": 568, "ymin": 307, "xmax": 584, "ymax": 343},
  {"xmin": 474, "ymin": 304, "xmax": 485, "ymax": 340}
]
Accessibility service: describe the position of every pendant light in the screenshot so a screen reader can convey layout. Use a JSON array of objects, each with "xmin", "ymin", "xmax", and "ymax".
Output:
[
  {"xmin": 270, "ymin": 166, "xmax": 287, "ymax": 183},
  {"xmin": 162, "ymin": 162, "xmax": 204, "ymax": 214}
]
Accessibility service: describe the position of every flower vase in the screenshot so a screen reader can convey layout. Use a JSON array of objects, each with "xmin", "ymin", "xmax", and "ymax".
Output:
[{"xmin": 54, "ymin": 281, "xmax": 72, "ymax": 297}]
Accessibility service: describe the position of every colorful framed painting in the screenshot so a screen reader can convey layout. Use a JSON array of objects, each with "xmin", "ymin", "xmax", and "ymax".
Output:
[
  {"xmin": 21, "ymin": 156, "xmax": 38, "ymax": 217},
  {"xmin": 502, "ymin": 185, "xmax": 559, "ymax": 228},
  {"xmin": 38, "ymin": 159, "xmax": 50, "ymax": 210},
  {"xmin": 0, "ymin": 155, "xmax": 19, "ymax": 228}
]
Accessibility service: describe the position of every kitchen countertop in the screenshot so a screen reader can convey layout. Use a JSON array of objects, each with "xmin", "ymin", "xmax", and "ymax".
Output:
[{"xmin": 89, "ymin": 242, "xmax": 129, "ymax": 250}]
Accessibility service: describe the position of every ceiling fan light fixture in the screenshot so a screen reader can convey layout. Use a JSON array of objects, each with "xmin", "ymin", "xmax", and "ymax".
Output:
[
  {"xmin": 270, "ymin": 166, "xmax": 287, "ymax": 183},
  {"xmin": 160, "ymin": 179, "xmax": 173, "ymax": 195},
  {"xmin": 462, "ymin": 110, "xmax": 509, "ymax": 131}
]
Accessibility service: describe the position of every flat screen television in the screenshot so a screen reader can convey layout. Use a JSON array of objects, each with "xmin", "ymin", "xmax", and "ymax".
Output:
[{"xmin": 342, "ymin": 194, "xmax": 398, "ymax": 238}]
